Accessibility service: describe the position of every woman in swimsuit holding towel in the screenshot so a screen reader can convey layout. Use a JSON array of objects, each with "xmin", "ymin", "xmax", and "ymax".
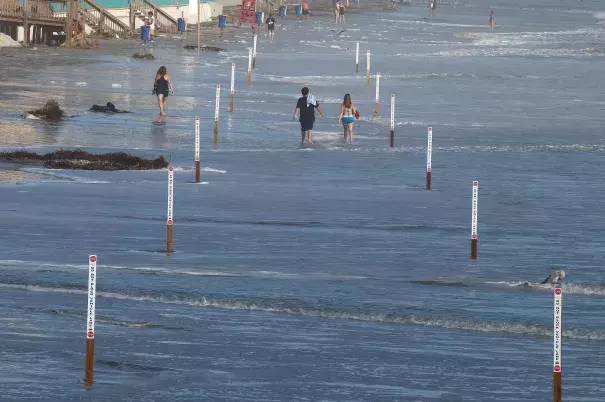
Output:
[
  {"xmin": 153, "ymin": 66, "xmax": 174, "ymax": 116},
  {"xmin": 339, "ymin": 93, "xmax": 357, "ymax": 143}
]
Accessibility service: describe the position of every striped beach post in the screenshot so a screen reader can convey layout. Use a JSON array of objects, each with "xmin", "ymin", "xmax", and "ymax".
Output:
[
  {"xmin": 471, "ymin": 180, "xmax": 479, "ymax": 259},
  {"xmin": 214, "ymin": 85, "xmax": 220, "ymax": 144},
  {"xmin": 229, "ymin": 63, "xmax": 235, "ymax": 112},
  {"xmin": 166, "ymin": 167, "xmax": 174, "ymax": 254},
  {"xmin": 84, "ymin": 254, "xmax": 97, "ymax": 386},
  {"xmin": 195, "ymin": 117, "xmax": 200, "ymax": 183},
  {"xmin": 247, "ymin": 48, "xmax": 252, "ymax": 86},
  {"xmin": 426, "ymin": 127, "xmax": 432, "ymax": 190},
  {"xmin": 252, "ymin": 34, "xmax": 258, "ymax": 69},
  {"xmin": 375, "ymin": 73, "xmax": 380, "ymax": 116},
  {"xmin": 389, "ymin": 94, "xmax": 395, "ymax": 148},
  {"xmin": 553, "ymin": 287, "xmax": 563, "ymax": 402},
  {"xmin": 355, "ymin": 42, "xmax": 359, "ymax": 73},
  {"xmin": 366, "ymin": 50, "xmax": 371, "ymax": 86}
]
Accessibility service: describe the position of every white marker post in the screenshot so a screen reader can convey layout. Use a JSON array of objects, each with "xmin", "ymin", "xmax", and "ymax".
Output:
[
  {"xmin": 194, "ymin": 116, "xmax": 200, "ymax": 183},
  {"xmin": 375, "ymin": 73, "xmax": 380, "ymax": 116},
  {"xmin": 389, "ymin": 94, "xmax": 395, "ymax": 148},
  {"xmin": 426, "ymin": 127, "xmax": 432, "ymax": 190},
  {"xmin": 553, "ymin": 288, "xmax": 563, "ymax": 402},
  {"xmin": 252, "ymin": 34, "xmax": 258, "ymax": 69},
  {"xmin": 247, "ymin": 48, "xmax": 252, "ymax": 86},
  {"xmin": 471, "ymin": 180, "xmax": 479, "ymax": 259},
  {"xmin": 214, "ymin": 84, "xmax": 220, "ymax": 144},
  {"xmin": 166, "ymin": 167, "xmax": 174, "ymax": 254},
  {"xmin": 84, "ymin": 254, "xmax": 97, "ymax": 386},
  {"xmin": 229, "ymin": 63, "xmax": 235, "ymax": 112},
  {"xmin": 366, "ymin": 50, "xmax": 371, "ymax": 84},
  {"xmin": 355, "ymin": 42, "xmax": 359, "ymax": 73}
]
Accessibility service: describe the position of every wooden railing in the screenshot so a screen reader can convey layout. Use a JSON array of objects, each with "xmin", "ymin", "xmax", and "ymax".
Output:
[
  {"xmin": 0, "ymin": 1, "xmax": 65, "ymax": 23},
  {"xmin": 79, "ymin": 0, "xmax": 129, "ymax": 37},
  {"xmin": 130, "ymin": 0, "xmax": 177, "ymax": 34}
]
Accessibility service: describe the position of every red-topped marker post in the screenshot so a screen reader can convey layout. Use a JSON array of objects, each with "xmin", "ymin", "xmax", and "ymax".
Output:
[
  {"xmin": 553, "ymin": 287, "xmax": 563, "ymax": 402},
  {"xmin": 471, "ymin": 180, "xmax": 479, "ymax": 259},
  {"xmin": 426, "ymin": 127, "xmax": 433, "ymax": 190},
  {"xmin": 84, "ymin": 254, "xmax": 97, "ymax": 386},
  {"xmin": 166, "ymin": 167, "xmax": 174, "ymax": 254},
  {"xmin": 194, "ymin": 116, "xmax": 200, "ymax": 183}
]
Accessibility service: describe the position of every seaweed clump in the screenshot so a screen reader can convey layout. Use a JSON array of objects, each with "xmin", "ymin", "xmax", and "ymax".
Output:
[
  {"xmin": 133, "ymin": 52, "xmax": 155, "ymax": 60},
  {"xmin": 0, "ymin": 149, "xmax": 168, "ymax": 171},
  {"xmin": 26, "ymin": 100, "xmax": 65, "ymax": 122},
  {"xmin": 182, "ymin": 45, "xmax": 225, "ymax": 52}
]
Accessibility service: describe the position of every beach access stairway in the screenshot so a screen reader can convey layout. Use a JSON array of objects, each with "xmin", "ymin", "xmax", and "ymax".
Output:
[
  {"xmin": 78, "ymin": 0, "xmax": 130, "ymax": 38},
  {"xmin": 129, "ymin": 0, "xmax": 177, "ymax": 34}
]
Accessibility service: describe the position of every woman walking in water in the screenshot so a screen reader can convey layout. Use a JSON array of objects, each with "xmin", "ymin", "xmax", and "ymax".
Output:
[
  {"xmin": 153, "ymin": 66, "xmax": 174, "ymax": 116},
  {"xmin": 338, "ymin": 93, "xmax": 357, "ymax": 143}
]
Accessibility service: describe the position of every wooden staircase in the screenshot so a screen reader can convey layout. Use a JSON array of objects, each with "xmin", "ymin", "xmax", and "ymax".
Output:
[
  {"xmin": 79, "ymin": 0, "xmax": 129, "ymax": 38},
  {"xmin": 130, "ymin": 0, "xmax": 178, "ymax": 34}
]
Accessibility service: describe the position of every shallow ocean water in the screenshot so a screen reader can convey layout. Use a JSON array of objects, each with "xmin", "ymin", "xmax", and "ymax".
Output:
[{"xmin": 1, "ymin": 0, "xmax": 605, "ymax": 400}]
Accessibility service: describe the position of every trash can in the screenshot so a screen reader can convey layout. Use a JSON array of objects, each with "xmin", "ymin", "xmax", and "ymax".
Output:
[
  {"xmin": 141, "ymin": 25, "xmax": 150, "ymax": 41},
  {"xmin": 279, "ymin": 5, "xmax": 287, "ymax": 18},
  {"xmin": 256, "ymin": 11, "xmax": 264, "ymax": 25},
  {"xmin": 177, "ymin": 17, "xmax": 186, "ymax": 33},
  {"xmin": 295, "ymin": 5, "xmax": 302, "ymax": 16},
  {"xmin": 218, "ymin": 15, "xmax": 227, "ymax": 29}
]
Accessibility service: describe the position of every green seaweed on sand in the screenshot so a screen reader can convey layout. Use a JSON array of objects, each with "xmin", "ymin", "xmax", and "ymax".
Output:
[
  {"xmin": 133, "ymin": 52, "xmax": 155, "ymax": 60},
  {"xmin": 25, "ymin": 100, "xmax": 65, "ymax": 122},
  {"xmin": 182, "ymin": 45, "xmax": 225, "ymax": 52},
  {"xmin": 0, "ymin": 149, "xmax": 169, "ymax": 171}
]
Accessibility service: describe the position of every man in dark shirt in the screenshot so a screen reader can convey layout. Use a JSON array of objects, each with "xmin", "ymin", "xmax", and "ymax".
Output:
[
  {"xmin": 266, "ymin": 14, "xmax": 276, "ymax": 42},
  {"xmin": 293, "ymin": 86, "xmax": 324, "ymax": 144}
]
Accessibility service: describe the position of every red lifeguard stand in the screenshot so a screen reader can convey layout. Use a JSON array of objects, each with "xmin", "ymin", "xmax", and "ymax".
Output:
[{"xmin": 236, "ymin": 0, "xmax": 257, "ymax": 28}]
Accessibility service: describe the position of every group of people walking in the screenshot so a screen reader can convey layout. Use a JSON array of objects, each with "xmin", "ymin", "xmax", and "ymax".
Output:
[
  {"xmin": 293, "ymin": 87, "xmax": 358, "ymax": 144},
  {"xmin": 153, "ymin": 71, "xmax": 358, "ymax": 144}
]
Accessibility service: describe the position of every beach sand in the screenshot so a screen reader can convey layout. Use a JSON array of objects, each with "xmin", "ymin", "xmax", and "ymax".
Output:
[{"xmin": 0, "ymin": 169, "xmax": 44, "ymax": 182}]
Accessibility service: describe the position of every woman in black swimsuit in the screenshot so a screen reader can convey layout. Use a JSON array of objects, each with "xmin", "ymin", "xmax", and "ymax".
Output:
[{"xmin": 152, "ymin": 66, "xmax": 174, "ymax": 116}]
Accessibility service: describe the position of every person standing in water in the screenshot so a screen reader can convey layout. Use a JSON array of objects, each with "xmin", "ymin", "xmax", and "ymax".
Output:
[
  {"xmin": 489, "ymin": 10, "xmax": 495, "ymax": 31},
  {"xmin": 147, "ymin": 11, "xmax": 156, "ymax": 42},
  {"xmin": 338, "ymin": 94, "xmax": 357, "ymax": 143},
  {"xmin": 302, "ymin": 0, "xmax": 310, "ymax": 20},
  {"xmin": 293, "ymin": 87, "xmax": 324, "ymax": 144},
  {"xmin": 153, "ymin": 66, "xmax": 174, "ymax": 116},
  {"xmin": 429, "ymin": 0, "xmax": 436, "ymax": 18},
  {"xmin": 338, "ymin": 1, "xmax": 346, "ymax": 23},
  {"xmin": 266, "ymin": 13, "xmax": 276, "ymax": 42},
  {"xmin": 333, "ymin": 0, "xmax": 339, "ymax": 23}
]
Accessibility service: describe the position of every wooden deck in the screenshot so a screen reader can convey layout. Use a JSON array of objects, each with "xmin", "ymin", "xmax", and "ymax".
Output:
[{"xmin": 0, "ymin": 1, "xmax": 66, "ymax": 27}]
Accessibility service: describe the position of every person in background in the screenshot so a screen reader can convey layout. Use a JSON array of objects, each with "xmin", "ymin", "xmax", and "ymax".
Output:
[
  {"xmin": 489, "ymin": 10, "xmax": 495, "ymax": 31},
  {"xmin": 147, "ymin": 11, "xmax": 156, "ymax": 42},
  {"xmin": 266, "ymin": 13, "xmax": 276, "ymax": 42},
  {"xmin": 302, "ymin": 0, "xmax": 310, "ymax": 20},
  {"xmin": 429, "ymin": 0, "xmax": 436, "ymax": 18},
  {"xmin": 152, "ymin": 66, "xmax": 174, "ymax": 116},
  {"xmin": 338, "ymin": 93, "xmax": 357, "ymax": 143},
  {"xmin": 293, "ymin": 87, "xmax": 324, "ymax": 144},
  {"xmin": 333, "ymin": 0, "xmax": 339, "ymax": 23},
  {"xmin": 338, "ymin": 0, "xmax": 346, "ymax": 23}
]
